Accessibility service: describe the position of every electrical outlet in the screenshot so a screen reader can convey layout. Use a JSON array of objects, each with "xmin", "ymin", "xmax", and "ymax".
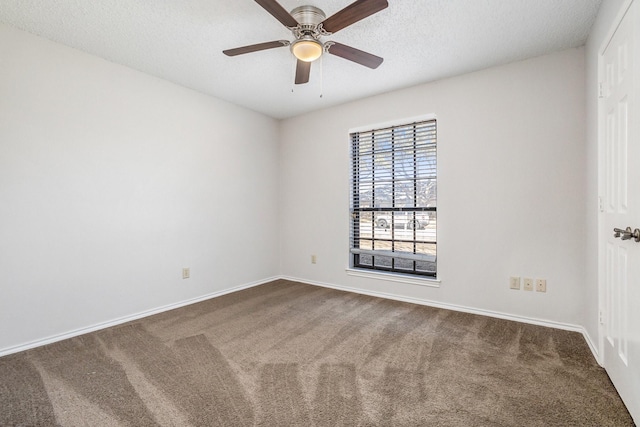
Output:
[
  {"xmin": 311, "ymin": 255, "xmax": 317, "ymax": 264},
  {"xmin": 523, "ymin": 278, "xmax": 534, "ymax": 291},
  {"xmin": 182, "ymin": 268, "xmax": 190, "ymax": 279},
  {"xmin": 509, "ymin": 276, "xmax": 520, "ymax": 290},
  {"xmin": 535, "ymin": 279, "xmax": 546, "ymax": 292}
]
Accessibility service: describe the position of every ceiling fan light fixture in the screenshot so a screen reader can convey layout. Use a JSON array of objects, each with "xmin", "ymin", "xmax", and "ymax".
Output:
[
  {"xmin": 223, "ymin": 0, "xmax": 389, "ymax": 84},
  {"xmin": 291, "ymin": 38, "xmax": 323, "ymax": 62}
]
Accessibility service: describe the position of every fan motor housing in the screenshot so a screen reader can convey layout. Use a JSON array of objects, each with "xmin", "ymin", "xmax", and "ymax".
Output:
[{"xmin": 290, "ymin": 5, "xmax": 326, "ymax": 26}]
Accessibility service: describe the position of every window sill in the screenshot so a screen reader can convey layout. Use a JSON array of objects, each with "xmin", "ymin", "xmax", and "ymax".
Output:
[{"xmin": 345, "ymin": 268, "xmax": 441, "ymax": 288}]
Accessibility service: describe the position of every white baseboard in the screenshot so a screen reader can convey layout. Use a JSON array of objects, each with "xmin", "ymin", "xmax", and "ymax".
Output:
[
  {"xmin": 582, "ymin": 329, "xmax": 602, "ymax": 365},
  {"xmin": 281, "ymin": 275, "xmax": 601, "ymax": 362},
  {"xmin": 1, "ymin": 274, "xmax": 601, "ymax": 365},
  {"xmin": 0, "ymin": 276, "xmax": 278, "ymax": 357}
]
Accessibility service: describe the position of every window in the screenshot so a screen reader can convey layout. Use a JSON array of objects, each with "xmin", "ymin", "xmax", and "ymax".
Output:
[{"xmin": 350, "ymin": 118, "xmax": 437, "ymax": 277}]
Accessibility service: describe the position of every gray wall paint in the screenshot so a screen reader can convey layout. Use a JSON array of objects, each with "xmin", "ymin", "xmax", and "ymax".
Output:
[
  {"xmin": 1, "ymin": 1, "xmax": 618, "ymax": 354},
  {"xmin": 279, "ymin": 48, "xmax": 587, "ymax": 327},
  {"xmin": 0, "ymin": 24, "xmax": 280, "ymax": 352}
]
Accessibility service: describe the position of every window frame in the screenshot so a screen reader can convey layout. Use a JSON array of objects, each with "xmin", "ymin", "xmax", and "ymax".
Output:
[{"xmin": 349, "ymin": 115, "xmax": 437, "ymax": 279}]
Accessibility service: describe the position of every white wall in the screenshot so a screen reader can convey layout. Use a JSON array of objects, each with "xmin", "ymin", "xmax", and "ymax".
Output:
[
  {"xmin": 279, "ymin": 48, "xmax": 587, "ymax": 327},
  {"xmin": 0, "ymin": 18, "xmax": 602, "ymax": 355},
  {"xmin": 0, "ymin": 24, "xmax": 280, "ymax": 353},
  {"xmin": 584, "ymin": 0, "xmax": 627, "ymax": 357}
]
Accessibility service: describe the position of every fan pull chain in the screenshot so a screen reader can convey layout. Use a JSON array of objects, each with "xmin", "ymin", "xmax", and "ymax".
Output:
[
  {"xmin": 319, "ymin": 55, "xmax": 323, "ymax": 98},
  {"xmin": 291, "ymin": 57, "xmax": 296, "ymax": 93}
]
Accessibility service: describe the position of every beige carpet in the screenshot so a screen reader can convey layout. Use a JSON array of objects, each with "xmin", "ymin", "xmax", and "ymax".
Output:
[{"xmin": 0, "ymin": 279, "xmax": 634, "ymax": 426}]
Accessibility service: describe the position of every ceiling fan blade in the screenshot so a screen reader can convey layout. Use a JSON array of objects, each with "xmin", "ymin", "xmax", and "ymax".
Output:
[
  {"xmin": 254, "ymin": 0, "xmax": 299, "ymax": 28},
  {"xmin": 321, "ymin": 0, "xmax": 388, "ymax": 34},
  {"xmin": 326, "ymin": 42, "xmax": 383, "ymax": 69},
  {"xmin": 223, "ymin": 40, "xmax": 289, "ymax": 56},
  {"xmin": 295, "ymin": 60, "xmax": 311, "ymax": 84}
]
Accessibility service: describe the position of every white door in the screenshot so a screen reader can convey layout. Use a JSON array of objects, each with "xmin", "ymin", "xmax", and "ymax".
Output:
[{"xmin": 601, "ymin": 0, "xmax": 640, "ymax": 422}]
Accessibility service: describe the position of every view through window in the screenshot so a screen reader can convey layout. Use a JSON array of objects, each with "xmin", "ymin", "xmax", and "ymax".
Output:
[{"xmin": 350, "ymin": 118, "xmax": 437, "ymax": 277}]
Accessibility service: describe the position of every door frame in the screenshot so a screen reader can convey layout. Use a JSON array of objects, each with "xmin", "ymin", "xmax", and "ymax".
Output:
[{"xmin": 597, "ymin": 0, "xmax": 635, "ymax": 364}]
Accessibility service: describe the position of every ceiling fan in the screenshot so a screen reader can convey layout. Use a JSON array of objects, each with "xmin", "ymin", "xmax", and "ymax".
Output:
[{"xmin": 223, "ymin": 0, "xmax": 388, "ymax": 85}]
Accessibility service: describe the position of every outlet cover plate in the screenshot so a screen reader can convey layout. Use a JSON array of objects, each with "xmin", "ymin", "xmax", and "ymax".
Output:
[
  {"xmin": 523, "ymin": 278, "xmax": 534, "ymax": 291},
  {"xmin": 536, "ymin": 279, "xmax": 546, "ymax": 292}
]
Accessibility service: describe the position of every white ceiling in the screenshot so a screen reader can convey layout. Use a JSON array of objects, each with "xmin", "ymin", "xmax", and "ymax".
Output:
[{"xmin": 1, "ymin": 0, "xmax": 602, "ymax": 119}]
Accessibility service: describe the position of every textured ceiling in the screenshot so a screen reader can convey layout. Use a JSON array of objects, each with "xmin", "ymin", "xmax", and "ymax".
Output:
[{"xmin": 0, "ymin": 0, "xmax": 602, "ymax": 119}]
